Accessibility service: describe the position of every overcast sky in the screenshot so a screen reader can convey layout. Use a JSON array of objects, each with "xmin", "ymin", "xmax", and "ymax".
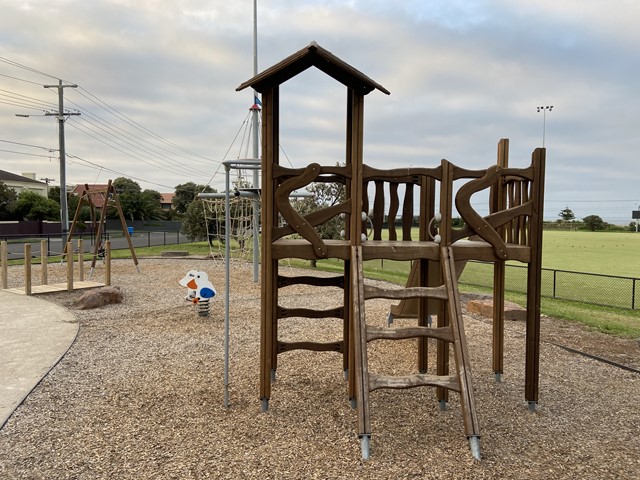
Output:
[{"xmin": 1, "ymin": 0, "xmax": 639, "ymax": 223}]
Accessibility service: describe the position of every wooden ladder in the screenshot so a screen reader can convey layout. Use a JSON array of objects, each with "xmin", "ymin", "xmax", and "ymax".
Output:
[{"xmin": 350, "ymin": 245, "xmax": 481, "ymax": 460}]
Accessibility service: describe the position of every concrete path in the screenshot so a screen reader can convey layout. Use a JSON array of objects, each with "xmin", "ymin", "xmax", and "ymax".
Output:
[{"xmin": 0, "ymin": 290, "xmax": 78, "ymax": 429}]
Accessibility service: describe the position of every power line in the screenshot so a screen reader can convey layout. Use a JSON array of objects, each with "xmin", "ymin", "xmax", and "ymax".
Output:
[
  {"xmin": 65, "ymin": 120, "xmax": 208, "ymax": 178},
  {"xmin": 0, "ymin": 88, "xmax": 58, "ymax": 110},
  {"xmin": 66, "ymin": 153, "xmax": 175, "ymax": 190},
  {"xmin": 0, "ymin": 148, "xmax": 56, "ymax": 159},
  {"xmin": 0, "ymin": 56, "xmax": 60, "ymax": 81},
  {"xmin": 0, "ymin": 138, "xmax": 57, "ymax": 152},
  {"xmin": 0, "ymin": 72, "xmax": 45, "ymax": 86},
  {"xmin": 65, "ymin": 99, "xmax": 212, "ymax": 172},
  {"xmin": 74, "ymin": 86, "xmax": 218, "ymax": 164}
]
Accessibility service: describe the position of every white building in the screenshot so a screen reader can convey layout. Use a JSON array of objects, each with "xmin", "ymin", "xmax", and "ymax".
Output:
[{"xmin": 0, "ymin": 170, "xmax": 49, "ymax": 197}]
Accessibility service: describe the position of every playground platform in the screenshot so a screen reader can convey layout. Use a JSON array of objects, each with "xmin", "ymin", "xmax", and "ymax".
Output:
[
  {"xmin": 4, "ymin": 280, "xmax": 104, "ymax": 296},
  {"xmin": 0, "ymin": 290, "xmax": 78, "ymax": 429}
]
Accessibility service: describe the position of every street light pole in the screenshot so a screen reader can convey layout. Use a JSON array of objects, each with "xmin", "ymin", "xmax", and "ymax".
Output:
[
  {"xmin": 43, "ymin": 80, "xmax": 79, "ymax": 239},
  {"xmin": 536, "ymin": 105, "xmax": 553, "ymax": 147}
]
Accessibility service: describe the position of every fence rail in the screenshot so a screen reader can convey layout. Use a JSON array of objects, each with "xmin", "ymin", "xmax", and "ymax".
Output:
[
  {"xmin": 459, "ymin": 261, "xmax": 639, "ymax": 310},
  {"xmin": 0, "ymin": 230, "xmax": 191, "ymax": 260}
]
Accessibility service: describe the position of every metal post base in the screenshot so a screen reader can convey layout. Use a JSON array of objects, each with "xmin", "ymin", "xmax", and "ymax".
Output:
[
  {"xmin": 360, "ymin": 435, "xmax": 371, "ymax": 460},
  {"xmin": 387, "ymin": 312, "xmax": 394, "ymax": 327},
  {"xmin": 494, "ymin": 372, "xmax": 502, "ymax": 382},
  {"xmin": 271, "ymin": 369, "xmax": 276, "ymax": 382},
  {"xmin": 261, "ymin": 398, "xmax": 269, "ymax": 412},
  {"xmin": 343, "ymin": 369, "xmax": 348, "ymax": 381},
  {"xmin": 439, "ymin": 399, "xmax": 447, "ymax": 411},
  {"xmin": 528, "ymin": 400, "xmax": 537, "ymax": 412},
  {"xmin": 468, "ymin": 435, "xmax": 481, "ymax": 460}
]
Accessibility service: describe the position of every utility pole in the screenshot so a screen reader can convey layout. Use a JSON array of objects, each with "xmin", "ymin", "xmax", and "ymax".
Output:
[
  {"xmin": 40, "ymin": 177, "xmax": 55, "ymax": 197},
  {"xmin": 43, "ymin": 80, "xmax": 80, "ymax": 240}
]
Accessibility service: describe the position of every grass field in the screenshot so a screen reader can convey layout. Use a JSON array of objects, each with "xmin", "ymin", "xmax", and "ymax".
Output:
[
  {"xmin": 282, "ymin": 229, "xmax": 640, "ymax": 338},
  {"xmin": 540, "ymin": 230, "xmax": 640, "ymax": 277}
]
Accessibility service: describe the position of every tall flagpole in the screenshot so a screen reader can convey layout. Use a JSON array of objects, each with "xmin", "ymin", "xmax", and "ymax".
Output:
[{"xmin": 251, "ymin": 0, "xmax": 260, "ymax": 282}]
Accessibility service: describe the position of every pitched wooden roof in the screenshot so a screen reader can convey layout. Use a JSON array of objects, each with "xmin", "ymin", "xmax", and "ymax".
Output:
[{"xmin": 237, "ymin": 41, "xmax": 390, "ymax": 96}]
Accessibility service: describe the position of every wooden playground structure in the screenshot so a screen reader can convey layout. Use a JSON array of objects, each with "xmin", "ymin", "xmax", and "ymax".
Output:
[
  {"xmin": 0, "ymin": 239, "xmax": 111, "ymax": 295},
  {"xmin": 238, "ymin": 42, "xmax": 545, "ymax": 460},
  {"xmin": 64, "ymin": 179, "xmax": 139, "ymax": 275},
  {"xmin": 1, "ymin": 181, "xmax": 139, "ymax": 296}
]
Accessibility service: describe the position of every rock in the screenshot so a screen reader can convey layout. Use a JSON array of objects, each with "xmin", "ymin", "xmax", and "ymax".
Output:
[
  {"xmin": 74, "ymin": 286, "xmax": 123, "ymax": 310},
  {"xmin": 161, "ymin": 251, "xmax": 189, "ymax": 257},
  {"xmin": 466, "ymin": 299, "xmax": 526, "ymax": 321}
]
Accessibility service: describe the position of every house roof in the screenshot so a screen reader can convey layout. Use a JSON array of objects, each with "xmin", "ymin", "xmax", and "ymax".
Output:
[
  {"xmin": 160, "ymin": 193, "xmax": 175, "ymax": 204},
  {"xmin": 236, "ymin": 41, "xmax": 390, "ymax": 96},
  {"xmin": 71, "ymin": 184, "xmax": 110, "ymax": 195},
  {"xmin": 0, "ymin": 169, "xmax": 46, "ymax": 185},
  {"xmin": 71, "ymin": 184, "xmax": 110, "ymax": 209}
]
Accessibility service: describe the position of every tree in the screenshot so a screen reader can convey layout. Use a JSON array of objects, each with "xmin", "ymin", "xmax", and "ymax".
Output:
[
  {"xmin": 181, "ymin": 199, "xmax": 209, "ymax": 241},
  {"xmin": 174, "ymin": 182, "xmax": 215, "ymax": 214},
  {"xmin": 110, "ymin": 178, "xmax": 162, "ymax": 221},
  {"xmin": 140, "ymin": 189, "xmax": 163, "ymax": 220},
  {"xmin": 13, "ymin": 190, "xmax": 60, "ymax": 221},
  {"xmin": 0, "ymin": 181, "xmax": 18, "ymax": 220},
  {"xmin": 558, "ymin": 206, "xmax": 575, "ymax": 222},
  {"xmin": 582, "ymin": 214, "xmax": 605, "ymax": 231},
  {"xmin": 47, "ymin": 185, "xmax": 61, "ymax": 202}
]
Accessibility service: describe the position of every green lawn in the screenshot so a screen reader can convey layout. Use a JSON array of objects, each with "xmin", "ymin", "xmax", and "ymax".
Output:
[{"xmin": 540, "ymin": 230, "xmax": 640, "ymax": 277}]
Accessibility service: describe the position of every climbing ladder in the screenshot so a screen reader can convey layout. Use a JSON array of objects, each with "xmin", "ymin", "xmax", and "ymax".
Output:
[{"xmin": 351, "ymin": 245, "xmax": 481, "ymax": 460}]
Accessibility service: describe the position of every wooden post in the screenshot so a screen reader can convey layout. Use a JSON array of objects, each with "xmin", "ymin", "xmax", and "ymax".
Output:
[
  {"xmin": 24, "ymin": 243, "xmax": 32, "ymax": 295},
  {"xmin": 525, "ymin": 148, "xmax": 546, "ymax": 406},
  {"xmin": 77, "ymin": 238, "xmax": 84, "ymax": 282},
  {"xmin": 436, "ymin": 159, "xmax": 454, "ymax": 404},
  {"xmin": 1, "ymin": 240, "xmax": 7, "ymax": 289},
  {"xmin": 105, "ymin": 240, "xmax": 111, "ymax": 286},
  {"xmin": 66, "ymin": 242, "xmax": 73, "ymax": 292},
  {"xmin": 493, "ymin": 139, "xmax": 509, "ymax": 379},
  {"xmin": 40, "ymin": 239, "xmax": 48, "ymax": 285}
]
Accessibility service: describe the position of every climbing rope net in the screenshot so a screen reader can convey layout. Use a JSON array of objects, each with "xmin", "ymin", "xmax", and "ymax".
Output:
[{"xmin": 202, "ymin": 186, "xmax": 260, "ymax": 261}]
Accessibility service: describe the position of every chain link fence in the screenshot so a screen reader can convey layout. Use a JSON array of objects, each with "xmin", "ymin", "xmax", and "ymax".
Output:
[{"xmin": 459, "ymin": 261, "xmax": 639, "ymax": 310}]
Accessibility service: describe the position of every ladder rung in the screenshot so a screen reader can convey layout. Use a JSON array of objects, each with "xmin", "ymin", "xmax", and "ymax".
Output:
[
  {"xmin": 277, "ymin": 340, "xmax": 343, "ymax": 353},
  {"xmin": 366, "ymin": 325, "xmax": 453, "ymax": 343},
  {"xmin": 363, "ymin": 284, "xmax": 448, "ymax": 301},
  {"xmin": 277, "ymin": 306, "xmax": 344, "ymax": 319},
  {"xmin": 278, "ymin": 275, "xmax": 345, "ymax": 289},
  {"xmin": 369, "ymin": 373, "xmax": 460, "ymax": 392}
]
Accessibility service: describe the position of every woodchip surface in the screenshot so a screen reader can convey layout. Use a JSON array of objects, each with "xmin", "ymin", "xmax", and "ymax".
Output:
[{"xmin": 0, "ymin": 257, "xmax": 639, "ymax": 479}]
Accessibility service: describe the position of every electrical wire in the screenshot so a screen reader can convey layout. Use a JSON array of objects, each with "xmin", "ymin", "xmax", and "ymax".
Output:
[{"xmin": 66, "ymin": 153, "xmax": 175, "ymax": 190}]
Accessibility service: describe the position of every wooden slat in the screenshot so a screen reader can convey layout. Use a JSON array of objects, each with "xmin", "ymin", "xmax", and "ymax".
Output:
[
  {"xmin": 277, "ymin": 275, "xmax": 344, "ymax": 288},
  {"xmin": 369, "ymin": 373, "xmax": 460, "ymax": 392},
  {"xmin": 363, "ymin": 284, "xmax": 448, "ymax": 301},
  {"xmin": 402, "ymin": 183, "xmax": 414, "ymax": 241},
  {"xmin": 366, "ymin": 325, "xmax": 453, "ymax": 343},
  {"xmin": 372, "ymin": 180, "xmax": 385, "ymax": 241},
  {"xmin": 271, "ymin": 239, "xmax": 351, "ymax": 260},
  {"xmin": 387, "ymin": 183, "xmax": 399, "ymax": 241},
  {"xmin": 277, "ymin": 340, "xmax": 343, "ymax": 353},
  {"xmin": 361, "ymin": 241, "xmax": 440, "ymax": 261},
  {"xmin": 277, "ymin": 306, "xmax": 344, "ymax": 319}
]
